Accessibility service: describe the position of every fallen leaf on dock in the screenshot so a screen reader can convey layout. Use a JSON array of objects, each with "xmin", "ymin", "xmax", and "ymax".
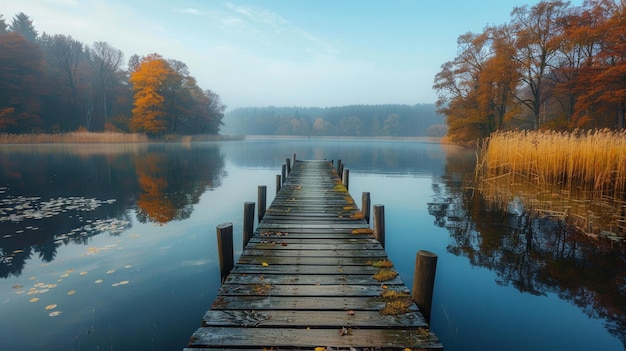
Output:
[{"xmin": 261, "ymin": 262, "xmax": 269, "ymax": 267}]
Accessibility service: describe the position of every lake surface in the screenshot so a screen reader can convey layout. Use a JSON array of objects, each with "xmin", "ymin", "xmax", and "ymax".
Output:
[{"xmin": 0, "ymin": 138, "xmax": 623, "ymax": 351}]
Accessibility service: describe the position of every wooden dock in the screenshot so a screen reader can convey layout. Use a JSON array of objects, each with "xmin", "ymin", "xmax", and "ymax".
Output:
[{"xmin": 185, "ymin": 160, "xmax": 442, "ymax": 350}]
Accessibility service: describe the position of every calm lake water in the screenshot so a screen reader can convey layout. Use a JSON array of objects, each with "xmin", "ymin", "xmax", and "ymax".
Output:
[{"xmin": 0, "ymin": 138, "xmax": 624, "ymax": 351}]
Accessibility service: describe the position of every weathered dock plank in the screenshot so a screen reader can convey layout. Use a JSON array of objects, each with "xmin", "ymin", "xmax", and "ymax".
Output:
[{"xmin": 185, "ymin": 160, "xmax": 442, "ymax": 350}]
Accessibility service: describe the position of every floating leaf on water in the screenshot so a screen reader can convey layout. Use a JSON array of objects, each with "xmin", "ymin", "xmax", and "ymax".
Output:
[
  {"xmin": 106, "ymin": 269, "xmax": 115, "ymax": 274},
  {"xmin": 34, "ymin": 282, "xmax": 45, "ymax": 288},
  {"xmin": 119, "ymin": 280, "xmax": 129, "ymax": 285},
  {"xmin": 29, "ymin": 297, "xmax": 39, "ymax": 303},
  {"xmin": 65, "ymin": 269, "xmax": 74, "ymax": 273},
  {"xmin": 60, "ymin": 273, "xmax": 69, "ymax": 278},
  {"xmin": 48, "ymin": 311, "xmax": 62, "ymax": 317},
  {"xmin": 38, "ymin": 289, "xmax": 49, "ymax": 294},
  {"xmin": 124, "ymin": 265, "xmax": 132, "ymax": 269},
  {"xmin": 79, "ymin": 271, "xmax": 88, "ymax": 275},
  {"xmin": 45, "ymin": 304, "xmax": 57, "ymax": 310},
  {"xmin": 27, "ymin": 290, "xmax": 39, "ymax": 295},
  {"xmin": 11, "ymin": 285, "xmax": 23, "ymax": 289},
  {"xmin": 28, "ymin": 276, "xmax": 36, "ymax": 280},
  {"xmin": 67, "ymin": 290, "xmax": 76, "ymax": 295},
  {"xmin": 94, "ymin": 279, "xmax": 103, "ymax": 284},
  {"xmin": 112, "ymin": 283, "xmax": 120, "ymax": 287},
  {"xmin": 46, "ymin": 284, "xmax": 57, "ymax": 289},
  {"xmin": 15, "ymin": 290, "xmax": 25, "ymax": 295}
]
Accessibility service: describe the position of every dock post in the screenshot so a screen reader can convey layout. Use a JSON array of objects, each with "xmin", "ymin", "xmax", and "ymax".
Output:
[
  {"xmin": 412, "ymin": 250, "xmax": 438, "ymax": 324},
  {"xmin": 293, "ymin": 153, "xmax": 296, "ymax": 164},
  {"xmin": 362, "ymin": 192, "xmax": 371, "ymax": 224},
  {"xmin": 281, "ymin": 164, "xmax": 287, "ymax": 184},
  {"xmin": 216, "ymin": 223, "xmax": 234, "ymax": 284},
  {"xmin": 258, "ymin": 185, "xmax": 267, "ymax": 222},
  {"xmin": 276, "ymin": 175, "xmax": 281, "ymax": 194},
  {"xmin": 373, "ymin": 204, "xmax": 385, "ymax": 247},
  {"xmin": 337, "ymin": 159, "xmax": 342, "ymax": 178},
  {"xmin": 342, "ymin": 168, "xmax": 350, "ymax": 190},
  {"xmin": 243, "ymin": 202, "xmax": 255, "ymax": 249},
  {"xmin": 286, "ymin": 158, "xmax": 291, "ymax": 174}
]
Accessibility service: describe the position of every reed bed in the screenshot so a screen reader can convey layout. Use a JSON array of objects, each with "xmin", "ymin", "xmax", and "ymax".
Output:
[
  {"xmin": 0, "ymin": 132, "xmax": 150, "ymax": 144},
  {"xmin": 477, "ymin": 129, "xmax": 626, "ymax": 194},
  {"xmin": 475, "ymin": 129, "xmax": 626, "ymax": 241}
]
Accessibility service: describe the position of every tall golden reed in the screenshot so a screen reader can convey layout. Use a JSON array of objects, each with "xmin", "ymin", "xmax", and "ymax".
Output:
[{"xmin": 477, "ymin": 129, "xmax": 626, "ymax": 194}]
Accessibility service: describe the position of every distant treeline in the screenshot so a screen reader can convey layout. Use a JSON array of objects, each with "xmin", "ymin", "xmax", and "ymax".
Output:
[{"xmin": 222, "ymin": 104, "xmax": 446, "ymax": 137}]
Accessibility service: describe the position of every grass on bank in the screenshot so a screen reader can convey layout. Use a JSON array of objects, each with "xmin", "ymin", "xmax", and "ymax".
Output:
[{"xmin": 0, "ymin": 132, "xmax": 243, "ymax": 144}]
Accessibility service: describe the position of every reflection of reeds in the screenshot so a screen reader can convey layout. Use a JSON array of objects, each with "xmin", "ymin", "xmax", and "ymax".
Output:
[{"xmin": 475, "ymin": 129, "xmax": 626, "ymax": 241}]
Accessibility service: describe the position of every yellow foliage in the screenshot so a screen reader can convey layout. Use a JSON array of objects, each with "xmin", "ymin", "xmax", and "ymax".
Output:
[{"xmin": 373, "ymin": 268, "xmax": 398, "ymax": 282}]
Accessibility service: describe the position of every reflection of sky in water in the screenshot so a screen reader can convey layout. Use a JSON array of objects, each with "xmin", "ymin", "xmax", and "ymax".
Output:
[{"xmin": 0, "ymin": 140, "xmax": 622, "ymax": 351}]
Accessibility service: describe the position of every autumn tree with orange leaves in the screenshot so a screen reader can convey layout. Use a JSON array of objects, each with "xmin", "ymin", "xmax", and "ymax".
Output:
[
  {"xmin": 434, "ymin": 0, "xmax": 626, "ymax": 143},
  {"xmin": 129, "ymin": 53, "xmax": 225, "ymax": 136},
  {"xmin": 129, "ymin": 53, "xmax": 171, "ymax": 135}
]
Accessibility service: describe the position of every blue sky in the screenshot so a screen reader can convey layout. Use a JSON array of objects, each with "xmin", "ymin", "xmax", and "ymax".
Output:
[{"xmin": 1, "ymin": 0, "xmax": 582, "ymax": 109}]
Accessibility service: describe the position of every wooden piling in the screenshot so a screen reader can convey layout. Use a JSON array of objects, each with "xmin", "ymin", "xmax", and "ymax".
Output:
[
  {"xmin": 281, "ymin": 164, "xmax": 287, "ymax": 184},
  {"xmin": 412, "ymin": 250, "xmax": 438, "ymax": 324},
  {"xmin": 342, "ymin": 168, "xmax": 350, "ymax": 190},
  {"xmin": 258, "ymin": 185, "xmax": 267, "ymax": 222},
  {"xmin": 293, "ymin": 153, "xmax": 296, "ymax": 164},
  {"xmin": 373, "ymin": 204, "xmax": 385, "ymax": 248},
  {"xmin": 243, "ymin": 202, "xmax": 255, "ymax": 249},
  {"xmin": 362, "ymin": 192, "xmax": 371, "ymax": 224},
  {"xmin": 276, "ymin": 175, "xmax": 281, "ymax": 194},
  {"xmin": 337, "ymin": 159, "xmax": 342, "ymax": 178},
  {"xmin": 216, "ymin": 222, "xmax": 234, "ymax": 284},
  {"xmin": 286, "ymin": 158, "xmax": 291, "ymax": 174}
]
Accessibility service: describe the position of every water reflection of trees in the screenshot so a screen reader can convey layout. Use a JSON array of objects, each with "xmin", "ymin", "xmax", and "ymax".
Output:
[
  {"xmin": 134, "ymin": 144, "xmax": 224, "ymax": 224},
  {"xmin": 428, "ymin": 145, "xmax": 626, "ymax": 347},
  {"xmin": 0, "ymin": 143, "xmax": 225, "ymax": 278}
]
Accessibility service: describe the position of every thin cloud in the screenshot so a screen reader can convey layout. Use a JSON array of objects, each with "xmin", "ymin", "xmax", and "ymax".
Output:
[
  {"xmin": 224, "ymin": 2, "xmax": 337, "ymax": 55},
  {"xmin": 175, "ymin": 8, "xmax": 203, "ymax": 16}
]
